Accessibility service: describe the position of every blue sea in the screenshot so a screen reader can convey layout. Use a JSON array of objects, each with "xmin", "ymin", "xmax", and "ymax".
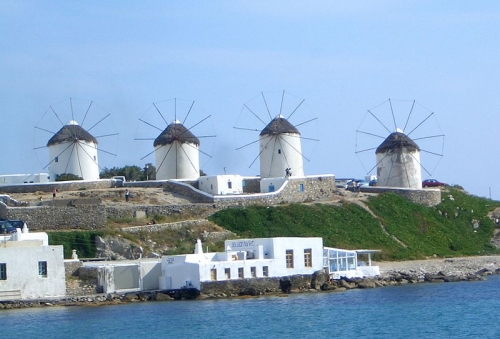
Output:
[{"xmin": 2, "ymin": 275, "xmax": 500, "ymax": 339}]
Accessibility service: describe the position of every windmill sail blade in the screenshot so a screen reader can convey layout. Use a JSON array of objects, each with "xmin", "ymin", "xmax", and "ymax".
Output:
[
  {"xmin": 140, "ymin": 147, "xmax": 157, "ymax": 161},
  {"xmin": 261, "ymin": 92, "xmax": 272, "ymax": 120},
  {"xmin": 406, "ymin": 112, "xmax": 434, "ymax": 137},
  {"xmin": 87, "ymin": 113, "xmax": 110, "ymax": 132},
  {"xmin": 34, "ymin": 126, "xmax": 56, "ymax": 135},
  {"xmin": 181, "ymin": 100, "xmax": 196, "ymax": 126},
  {"xmin": 294, "ymin": 116, "xmax": 316, "ymax": 128},
  {"xmin": 139, "ymin": 118, "xmax": 163, "ymax": 132},
  {"xmin": 95, "ymin": 133, "xmax": 119, "ymax": 139},
  {"xmin": 42, "ymin": 142, "xmax": 74, "ymax": 169},
  {"xmin": 236, "ymin": 138, "xmax": 260, "ymax": 151},
  {"xmin": 280, "ymin": 136, "xmax": 310, "ymax": 162},
  {"xmin": 156, "ymin": 143, "xmax": 174, "ymax": 174},
  {"xmin": 287, "ymin": 98, "xmax": 305, "ymax": 120},
  {"xmin": 356, "ymin": 130, "xmax": 386, "ymax": 139},
  {"xmin": 233, "ymin": 127, "xmax": 260, "ymax": 132},
  {"xmin": 183, "ymin": 141, "xmax": 213, "ymax": 158},
  {"xmin": 389, "ymin": 99, "xmax": 397, "ymax": 131},
  {"xmin": 355, "ymin": 147, "xmax": 378, "ymax": 154},
  {"xmin": 412, "ymin": 134, "xmax": 444, "ymax": 141},
  {"xmin": 368, "ymin": 109, "xmax": 392, "ymax": 135},
  {"xmin": 153, "ymin": 102, "xmax": 168, "ymax": 125},
  {"xmin": 244, "ymin": 104, "xmax": 267, "ymax": 126},
  {"xmin": 80, "ymin": 100, "xmax": 93, "ymax": 127},
  {"xmin": 403, "ymin": 100, "xmax": 415, "ymax": 133}
]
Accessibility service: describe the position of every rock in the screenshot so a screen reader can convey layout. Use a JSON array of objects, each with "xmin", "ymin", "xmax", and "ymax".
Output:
[
  {"xmin": 154, "ymin": 293, "xmax": 173, "ymax": 301},
  {"xmin": 358, "ymin": 280, "xmax": 376, "ymax": 289},
  {"xmin": 238, "ymin": 287, "xmax": 259, "ymax": 296}
]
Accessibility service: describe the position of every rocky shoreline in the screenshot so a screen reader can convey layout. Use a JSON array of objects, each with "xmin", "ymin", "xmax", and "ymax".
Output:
[{"xmin": 2, "ymin": 255, "xmax": 500, "ymax": 310}]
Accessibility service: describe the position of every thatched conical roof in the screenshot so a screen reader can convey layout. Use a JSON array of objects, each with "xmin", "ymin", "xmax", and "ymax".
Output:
[
  {"xmin": 376, "ymin": 131, "xmax": 420, "ymax": 154},
  {"xmin": 153, "ymin": 120, "xmax": 200, "ymax": 147},
  {"xmin": 260, "ymin": 115, "xmax": 300, "ymax": 136},
  {"xmin": 47, "ymin": 120, "xmax": 97, "ymax": 146}
]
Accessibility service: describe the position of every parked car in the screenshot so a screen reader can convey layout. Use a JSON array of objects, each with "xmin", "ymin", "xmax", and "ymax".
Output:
[
  {"xmin": 422, "ymin": 179, "xmax": 445, "ymax": 188},
  {"xmin": 346, "ymin": 179, "xmax": 369, "ymax": 191},
  {"xmin": 0, "ymin": 220, "xmax": 17, "ymax": 234},
  {"xmin": 0, "ymin": 219, "xmax": 25, "ymax": 234}
]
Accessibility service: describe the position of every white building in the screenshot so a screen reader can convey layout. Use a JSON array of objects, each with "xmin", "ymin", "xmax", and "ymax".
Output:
[
  {"xmin": 83, "ymin": 260, "xmax": 162, "ymax": 294},
  {"xmin": 376, "ymin": 129, "xmax": 422, "ymax": 189},
  {"xmin": 159, "ymin": 237, "xmax": 323, "ymax": 291},
  {"xmin": 260, "ymin": 177, "xmax": 287, "ymax": 193},
  {"xmin": 159, "ymin": 237, "xmax": 379, "ymax": 291},
  {"xmin": 0, "ymin": 226, "xmax": 66, "ymax": 301},
  {"xmin": 47, "ymin": 120, "xmax": 99, "ymax": 181},
  {"xmin": 154, "ymin": 120, "xmax": 200, "ymax": 180},
  {"xmin": 0, "ymin": 173, "xmax": 49, "ymax": 185},
  {"xmin": 259, "ymin": 115, "xmax": 304, "ymax": 179},
  {"xmin": 198, "ymin": 175, "xmax": 243, "ymax": 195},
  {"xmin": 324, "ymin": 247, "xmax": 380, "ymax": 279}
]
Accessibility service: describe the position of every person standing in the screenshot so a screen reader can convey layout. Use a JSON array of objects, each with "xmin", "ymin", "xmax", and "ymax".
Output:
[
  {"xmin": 125, "ymin": 189, "xmax": 130, "ymax": 202},
  {"xmin": 52, "ymin": 188, "xmax": 57, "ymax": 200}
]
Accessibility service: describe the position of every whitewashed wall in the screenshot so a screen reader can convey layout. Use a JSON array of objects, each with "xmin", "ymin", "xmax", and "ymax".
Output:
[
  {"xmin": 259, "ymin": 133, "xmax": 304, "ymax": 178},
  {"xmin": 48, "ymin": 140, "xmax": 99, "ymax": 181},
  {"xmin": 0, "ymin": 244, "xmax": 66, "ymax": 300},
  {"xmin": 155, "ymin": 141, "xmax": 200, "ymax": 180},
  {"xmin": 376, "ymin": 150, "xmax": 422, "ymax": 189}
]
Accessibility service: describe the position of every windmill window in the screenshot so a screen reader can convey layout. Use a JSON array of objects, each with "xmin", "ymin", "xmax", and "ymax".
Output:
[
  {"xmin": 94, "ymin": 156, "xmax": 96, "ymax": 161},
  {"xmin": 38, "ymin": 261, "xmax": 47, "ymax": 277},
  {"xmin": 278, "ymin": 149, "xmax": 282, "ymax": 154},
  {"xmin": 0, "ymin": 263, "xmax": 6, "ymax": 280},
  {"xmin": 228, "ymin": 181, "xmax": 232, "ymax": 189},
  {"xmin": 55, "ymin": 157, "xmax": 59, "ymax": 163}
]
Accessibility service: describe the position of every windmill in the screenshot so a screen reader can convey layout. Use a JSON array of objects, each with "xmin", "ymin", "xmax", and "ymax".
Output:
[
  {"xmin": 355, "ymin": 99, "xmax": 445, "ymax": 189},
  {"xmin": 135, "ymin": 98, "xmax": 215, "ymax": 180},
  {"xmin": 234, "ymin": 90, "xmax": 318, "ymax": 179},
  {"xmin": 33, "ymin": 98, "xmax": 118, "ymax": 181}
]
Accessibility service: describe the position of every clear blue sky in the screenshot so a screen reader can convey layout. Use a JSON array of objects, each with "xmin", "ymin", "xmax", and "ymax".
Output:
[{"xmin": 1, "ymin": 1, "xmax": 499, "ymax": 199}]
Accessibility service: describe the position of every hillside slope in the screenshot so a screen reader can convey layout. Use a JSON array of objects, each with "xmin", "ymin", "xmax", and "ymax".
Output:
[{"xmin": 208, "ymin": 188, "xmax": 500, "ymax": 260}]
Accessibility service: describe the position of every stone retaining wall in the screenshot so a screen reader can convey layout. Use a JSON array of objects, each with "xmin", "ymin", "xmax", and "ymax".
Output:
[
  {"xmin": 3, "ymin": 203, "xmax": 107, "ymax": 230},
  {"xmin": 361, "ymin": 186, "xmax": 441, "ymax": 206},
  {"xmin": 0, "ymin": 179, "xmax": 116, "ymax": 194}
]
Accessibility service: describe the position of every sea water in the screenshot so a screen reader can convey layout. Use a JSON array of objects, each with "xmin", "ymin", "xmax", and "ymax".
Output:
[{"xmin": 2, "ymin": 275, "xmax": 500, "ymax": 339}]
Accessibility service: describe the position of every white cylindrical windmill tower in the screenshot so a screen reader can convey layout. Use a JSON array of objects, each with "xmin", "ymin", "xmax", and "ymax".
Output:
[
  {"xmin": 47, "ymin": 120, "xmax": 99, "ymax": 181},
  {"xmin": 154, "ymin": 120, "xmax": 200, "ymax": 180},
  {"xmin": 259, "ymin": 114, "xmax": 304, "ymax": 179},
  {"xmin": 376, "ymin": 128, "xmax": 422, "ymax": 188}
]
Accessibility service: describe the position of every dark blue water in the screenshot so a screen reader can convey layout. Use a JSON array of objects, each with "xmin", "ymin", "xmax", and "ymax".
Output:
[{"xmin": 2, "ymin": 276, "xmax": 500, "ymax": 338}]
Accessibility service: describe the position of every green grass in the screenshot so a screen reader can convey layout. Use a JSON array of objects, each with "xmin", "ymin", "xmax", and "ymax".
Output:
[
  {"xmin": 208, "ymin": 189, "xmax": 500, "ymax": 260},
  {"xmin": 48, "ymin": 187, "xmax": 500, "ymax": 261}
]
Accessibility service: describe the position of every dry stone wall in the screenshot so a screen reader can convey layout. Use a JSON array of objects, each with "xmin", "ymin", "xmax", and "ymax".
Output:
[{"xmin": 361, "ymin": 186, "xmax": 441, "ymax": 206}]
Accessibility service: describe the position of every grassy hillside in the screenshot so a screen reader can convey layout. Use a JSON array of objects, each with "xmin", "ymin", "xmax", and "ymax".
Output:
[{"xmin": 208, "ymin": 188, "xmax": 500, "ymax": 260}]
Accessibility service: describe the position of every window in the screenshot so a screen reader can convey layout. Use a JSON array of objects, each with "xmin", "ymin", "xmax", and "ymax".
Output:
[
  {"xmin": 210, "ymin": 268, "xmax": 217, "ymax": 281},
  {"xmin": 225, "ymin": 268, "xmax": 230, "ymax": 279},
  {"xmin": 299, "ymin": 184, "xmax": 304, "ymax": 192},
  {"xmin": 238, "ymin": 267, "xmax": 244, "ymax": 279},
  {"xmin": 38, "ymin": 261, "xmax": 47, "ymax": 277},
  {"xmin": 304, "ymin": 249, "xmax": 312, "ymax": 267},
  {"xmin": 228, "ymin": 181, "xmax": 232, "ymax": 189},
  {"xmin": 250, "ymin": 267, "xmax": 256, "ymax": 278},
  {"xmin": 262, "ymin": 266, "xmax": 269, "ymax": 277},
  {"xmin": 278, "ymin": 149, "xmax": 281, "ymax": 154},
  {"xmin": 54, "ymin": 157, "xmax": 58, "ymax": 163},
  {"xmin": 0, "ymin": 263, "xmax": 6, "ymax": 280},
  {"xmin": 286, "ymin": 250, "xmax": 294, "ymax": 269}
]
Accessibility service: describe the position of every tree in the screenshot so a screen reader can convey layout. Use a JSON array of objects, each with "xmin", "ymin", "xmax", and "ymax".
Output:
[
  {"xmin": 56, "ymin": 173, "xmax": 83, "ymax": 181},
  {"xmin": 100, "ymin": 164, "xmax": 156, "ymax": 181}
]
